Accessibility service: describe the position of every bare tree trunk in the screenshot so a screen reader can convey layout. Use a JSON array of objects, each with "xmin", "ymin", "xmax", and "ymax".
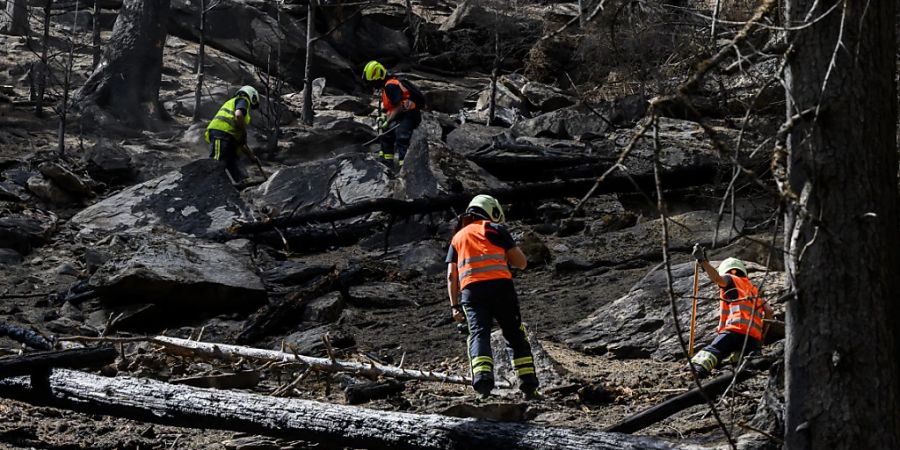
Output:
[
  {"xmin": 34, "ymin": 0, "xmax": 53, "ymax": 118},
  {"xmin": 58, "ymin": 1, "xmax": 80, "ymax": 155},
  {"xmin": 487, "ymin": 27, "xmax": 499, "ymax": 126},
  {"xmin": 191, "ymin": 0, "xmax": 206, "ymax": 122},
  {"xmin": 300, "ymin": 0, "xmax": 316, "ymax": 126},
  {"xmin": 782, "ymin": 0, "xmax": 900, "ymax": 448},
  {"xmin": 1, "ymin": 0, "xmax": 29, "ymax": 35},
  {"xmin": 73, "ymin": 0, "xmax": 171, "ymax": 130},
  {"xmin": 91, "ymin": 0, "xmax": 101, "ymax": 66}
]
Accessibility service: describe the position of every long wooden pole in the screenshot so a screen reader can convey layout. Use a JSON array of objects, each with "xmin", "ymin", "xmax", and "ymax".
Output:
[{"xmin": 688, "ymin": 261, "xmax": 700, "ymax": 357}]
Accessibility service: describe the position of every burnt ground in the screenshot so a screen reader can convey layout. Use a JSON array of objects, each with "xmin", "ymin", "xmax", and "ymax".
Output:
[{"xmin": 0, "ymin": 9, "xmax": 781, "ymax": 450}]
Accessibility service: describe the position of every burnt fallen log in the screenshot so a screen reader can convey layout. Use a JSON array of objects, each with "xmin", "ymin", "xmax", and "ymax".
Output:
[
  {"xmin": 0, "ymin": 321, "xmax": 53, "ymax": 350},
  {"xmin": 0, "ymin": 347, "xmax": 117, "ymax": 379},
  {"xmin": 0, "ymin": 369, "xmax": 694, "ymax": 450},
  {"xmin": 606, "ymin": 356, "xmax": 776, "ymax": 434},
  {"xmin": 231, "ymin": 168, "xmax": 717, "ymax": 236}
]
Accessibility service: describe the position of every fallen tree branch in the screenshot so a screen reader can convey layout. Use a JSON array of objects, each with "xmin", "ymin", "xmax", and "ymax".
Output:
[
  {"xmin": 0, "ymin": 347, "xmax": 118, "ymax": 379},
  {"xmin": 606, "ymin": 356, "xmax": 776, "ymax": 434},
  {"xmin": 0, "ymin": 369, "xmax": 696, "ymax": 450},
  {"xmin": 65, "ymin": 335, "xmax": 488, "ymax": 386}
]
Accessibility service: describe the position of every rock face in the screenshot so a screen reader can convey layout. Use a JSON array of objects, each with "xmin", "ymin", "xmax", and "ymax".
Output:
[
  {"xmin": 445, "ymin": 123, "xmax": 507, "ymax": 155},
  {"xmin": 512, "ymin": 104, "xmax": 612, "ymax": 140},
  {"xmin": 88, "ymin": 233, "xmax": 266, "ymax": 314},
  {"xmin": 248, "ymin": 153, "xmax": 392, "ymax": 217},
  {"xmin": 71, "ymin": 159, "xmax": 250, "ymax": 237},
  {"xmin": 561, "ymin": 261, "xmax": 785, "ymax": 360},
  {"xmin": 271, "ymin": 120, "xmax": 376, "ymax": 165}
]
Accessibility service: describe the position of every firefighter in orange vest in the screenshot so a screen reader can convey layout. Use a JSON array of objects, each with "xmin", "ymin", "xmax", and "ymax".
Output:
[
  {"xmin": 446, "ymin": 195, "xmax": 539, "ymax": 398},
  {"xmin": 362, "ymin": 60, "xmax": 422, "ymax": 168},
  {"xmin": 689, "ymin": 244, "xmax": 774, "ymax": 378}
]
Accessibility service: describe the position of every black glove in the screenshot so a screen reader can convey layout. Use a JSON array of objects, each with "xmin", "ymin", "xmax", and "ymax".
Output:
[{"xmin": 691, "ymin": 243, "xmax": 707, "ymax": 262}]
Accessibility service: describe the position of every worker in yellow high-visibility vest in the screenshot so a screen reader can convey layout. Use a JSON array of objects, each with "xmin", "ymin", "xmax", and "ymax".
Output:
[{"xmin": 205, "ymin": 86, "xmax": 260, "ymax": 183}]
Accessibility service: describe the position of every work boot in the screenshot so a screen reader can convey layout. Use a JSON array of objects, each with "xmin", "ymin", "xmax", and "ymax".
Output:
[
  {"xmin": 521, "ymin": 387, "xmax": 542, "ymax": 401},
  {"xmin": 473, "ymin": 378, "xmax": 494, "ymax": 398},
  {"xmin": 686, "ymin": 362, "xmax": 710, "ymax": 379}
]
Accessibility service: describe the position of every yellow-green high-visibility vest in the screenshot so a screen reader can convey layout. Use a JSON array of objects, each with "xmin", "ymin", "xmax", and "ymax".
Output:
[{"xmin": 205, "ymin": 96, "xmax": 251, "ymax": 143}]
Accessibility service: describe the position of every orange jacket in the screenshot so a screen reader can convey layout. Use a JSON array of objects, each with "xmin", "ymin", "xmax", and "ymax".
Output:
[
  {"xmin": 718, "ymin": 276, "xmax": 766, "ymax": 341},
  {"xmin": 451, "ymin": 221, "xmax": 512, "ymax": 289},
  {"xmin": 382, "ymin": 78, "xmax": 417, "ymax": 113}
]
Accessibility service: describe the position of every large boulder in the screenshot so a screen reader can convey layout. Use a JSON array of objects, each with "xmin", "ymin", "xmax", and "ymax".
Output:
[
  {"xmin": 88, "ymin": 232, "xmax": 266, "ymax": 315},
  {"xmin": 37, "ymin": 161, "xmax": 93, "ymax": 197},
  {"xmin": 326, "ymin": 7, "xmax": 411, "ymax": 61},
  {"xmin": 521, "ymin": 81, "xmax": 575, "ymax": 112},
  {"xmin": 26, "ymin": 175, "xmax": 75, "ymax": 205},
  {"xmin": 84, "ymin": 141, "xmax": 135, "ymax": 184},
  {"xmin": 561, "ymin": 261, "xmax": 786, "ymax": 360},
  {"xmin": 0, "ymin": 209, "xmax": 57, "ymax": 255},
  {"xmin": 247, "ymin": 153, "xmax": 392, "ymax": 218},
  {"xmin": 512, "ymin": 103, "xmax": 612, "ymax": 140},
  {"xmin": 445, "ymin": 123, "xmax": 507, "ymax": 155},
  {"xmin": 414, "ymin": 79, "xmax": 480, "ymax": 114},
  {"xmin": 269, "ymin": 119, "xmax": 376, "ymax": 165},
  {"xmin": 398, "ymin": 117, "xmax": 508, "ymax": 199},
  {"xmin": 71, "ymin": 159, "xmax": 251, "ymax": 237}
]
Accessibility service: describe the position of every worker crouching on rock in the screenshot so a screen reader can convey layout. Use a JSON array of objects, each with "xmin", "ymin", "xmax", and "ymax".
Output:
[
  {"xmin": 689, "ymin": 244, "xmax": 774, "ymax": 378},
  {"xmin": 205, "ymin": 85, "xmax": 260, "ymax": 183},
  {"xmin": 446, "ymin": 195, "xmax": 539, "ymax": 399},
  {"xmin": 362, "ymin": 60, "xmax": 423, "ymax": 169}
]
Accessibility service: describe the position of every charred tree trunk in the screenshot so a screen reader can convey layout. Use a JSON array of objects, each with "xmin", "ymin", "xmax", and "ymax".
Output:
[
  {"xmin": 487, "ymin": 26, "xmax": 499, "ymax": 126},
  {"xmin": 0, "ymin": 369, "xmax": 688, "ymax": 450},
  {"xmin": 73, "ymin": 0, "xmax": 171, "ymax": 130},
  {"xmin": 0, "ymin": 347, "xmax": 117, "ymax": 379},
  {"xmin": 300, "ymin": 0, "xmax": 317, "ymax": 126},
  {"xmin": 34, "ymin": 0, "xmax": 53, "ymax": 118},
  {"xmin": 58, "ymin": 1, "xmax": 79, "ymax": 155},
  {"xmin": 91, "ymin": 0, "xmax": 101, "ymax": 66},
  {"xmin": 782, "ymin": 0, "xmax": 900, "ymax": 448},
  {"xmin": 191, "ymin": 0, "xmax": 206, "ymax": 122},
  {"xmin": 1, "ymin": 0, "xmax": 29, "ymax": 35}
]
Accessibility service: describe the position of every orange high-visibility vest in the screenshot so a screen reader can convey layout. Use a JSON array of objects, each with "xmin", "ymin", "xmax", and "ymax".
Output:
[
  {"xmin": 451, "ymin": 221, "xmax": 512, "ymax": 289},
  {"xmin": 382, "ymin": 78, "xmax": 417, "ymax": 113},
  {"xmin": 718, "ymin": 276, "xmax": 766, "ymax": 341}
]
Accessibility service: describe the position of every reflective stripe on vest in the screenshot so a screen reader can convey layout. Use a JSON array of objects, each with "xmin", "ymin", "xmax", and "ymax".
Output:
[
  {"xmin": 205, "ymin": 97, "xmax": 251, "ymax": 143},
  {"xmin": 451, "ymin": 221, "xmax": 511, "ymax": 289},
  {"xmin": 382, "ymin": 78, "xmax": 416, "ymax": 113},
  {"xmin": 718, "ymin": 276, "xmax": 766, "ymax": 340}
]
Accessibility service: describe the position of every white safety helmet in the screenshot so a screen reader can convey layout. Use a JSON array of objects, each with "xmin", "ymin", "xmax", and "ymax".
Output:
[
  {"xmin": 237, "ymin": 86, "xmax": 260, "ymax": 108},
  {"xmin": 466, "ymin": 194, "xmax": 505, "ymax": 223}
]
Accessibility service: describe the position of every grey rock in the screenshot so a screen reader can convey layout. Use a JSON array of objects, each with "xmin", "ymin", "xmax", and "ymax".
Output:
[
  {"xmin": 400, "ymin": 242, "xmax": 447, "ymax": 276},
  {"xmin": 562, "ymin": 261, "xmax": 786, "ymax": 360},
  {"xmin": 347, "ymin": 283, "xmax": 416, "ymax": 308},
  {"xmin": 475, "ymin": 82, "xmax": 525, "ymax": 112},
  {"xmin": 588, "ymin": 210, "xmax": 746, "ymax": 262},
  {"xmin": 85, "ymin": 141, "xmax": 135, "ymax": 184},
  {"xmin": 71, "ymin": 159, "xmax": 250, "ymax": 237},
  {"xmin": 518, "ymin": 231, "xmax": 551, "ymax": 267},
  {"xmin": 282, "ymin": 325, "xmax": 355, "ymax": 357},
  {"xmin": 262, "ymin": 261, "xmax": 335, "ymax": 286},
  {"xmin": 46, "ymin": 317, "xmax": 97, "ymax": 336},
  {"xmin": 316, "ymin": 95, "xmax": 371, "ymax": 116},
  {"xmin": 521, "ymin": 81, "xmax": 575, "ymax": 112},
  {"xmin": 272, "ymin": 120, "xmax": 375, "ymax": 165},
  {"xmin": 88, "ymin": 232, "xmax": 266, "ymax": 315},
  {"xmin": 415, "ymin": 79, "xmax": 479, "ymax": 114},
  {"xmin": 248, "ymin": 153, "xmax": 391, "ymax": 218},
  {"xmin": 445, "ymin": 123, "xmax": 507, "ymax": 155},
  {"xmin": 302, "ymin": 292, "xmax": 345, "ymax": 323},
  {"xmin": 0, "ymin": 248, "xmax": 23, "ymax": 265},
  {"xmin": 27, "ymin": 175, "xmax": 75, "ymax": 205},
  {"xmin": 512, "ymin": 103, "xmax": 612, "ymax": 140},
  {"xmin": 0, "ymin": 209, "xmax": 57, "ymax": 254},
  {"xmin": 0, "ymin": 181, "xmax": 28, "ymax": 201},
  {"xmin": 37, "ymin": 162, "xmax": 93, "ymax": 196},
  {"xmin": 398, "ymin": 119, "xmax": 508, "ymax": 199}
]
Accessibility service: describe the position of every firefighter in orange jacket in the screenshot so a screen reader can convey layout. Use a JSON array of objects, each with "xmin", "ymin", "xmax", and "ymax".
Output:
[
  {"xmin": 689, "ymin": 244, "xmax": 774, "ymax": 378},
  {"xmin": 362, "ymin": 60, "xmax": 422, "ymax": 168},
  {"xmin": 446, "ymin": 195, "xmax": 539, "ymax": 398}
]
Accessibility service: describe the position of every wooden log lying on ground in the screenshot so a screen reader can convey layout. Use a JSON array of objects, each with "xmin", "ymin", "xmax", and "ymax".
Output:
[
  {"xmin": 230, "ymin": 168, "xmax": 717, "ymax": 235},
  {"xmin": 0, "ymin": 369, "xmax": 699, "ymax": 450},
  {"xmin": 606, "ymin": 356, "xmax": 776, "ymax": 434},
  {"xmin": 0, "ymin": 347, "xmax": 117, "ymax": 379},
  {"xmin": 147, "ymin": 335, "xmax": 492, "ymax": 387},
  {"xmin": 0, "ymin": 321, "xmax": 53, "ymax": 350}
]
